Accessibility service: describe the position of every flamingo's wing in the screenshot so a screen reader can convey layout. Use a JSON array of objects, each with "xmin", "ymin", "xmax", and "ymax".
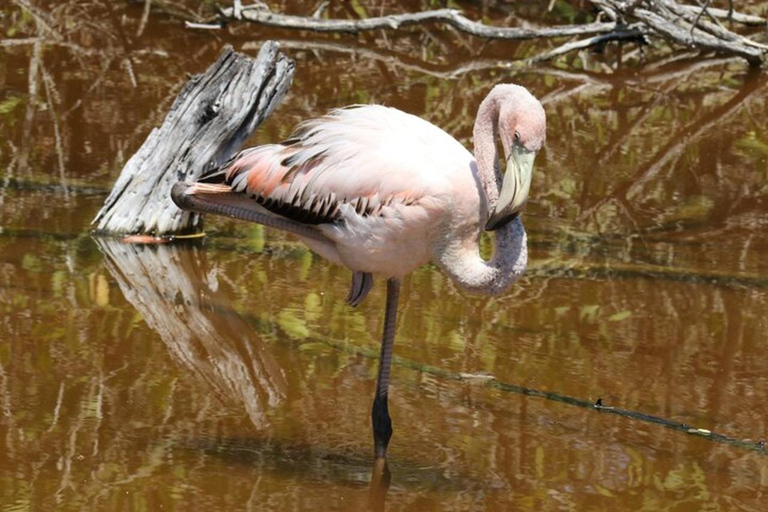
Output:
[{"xmin": 198, "ymin": 105, "xmax": 463, "ymax": 227}]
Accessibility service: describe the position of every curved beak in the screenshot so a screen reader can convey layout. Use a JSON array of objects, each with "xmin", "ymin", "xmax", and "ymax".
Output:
[{"xmin": 485, "ymin": 146, "xmax": 536, "ymax": 231}]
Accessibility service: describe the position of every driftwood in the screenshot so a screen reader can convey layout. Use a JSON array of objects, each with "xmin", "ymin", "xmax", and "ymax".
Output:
[
  {"xmin": 206, "ymin": 2, "xmax": 767, "ymax": 68},
  {"xmin": 92, "ymin": 42, "xmax": 294, "ymax": 236}
]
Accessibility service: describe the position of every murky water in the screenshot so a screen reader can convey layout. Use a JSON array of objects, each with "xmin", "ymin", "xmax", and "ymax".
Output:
[{"xmin": 2, "ymin": 1, "xmax": 768, "ymax": 510}]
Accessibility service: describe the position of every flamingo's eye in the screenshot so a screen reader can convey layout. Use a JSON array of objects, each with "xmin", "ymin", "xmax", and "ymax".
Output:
[{"xmin": 514, "ymin": 131, "xmax": 521, "ymax": 143}]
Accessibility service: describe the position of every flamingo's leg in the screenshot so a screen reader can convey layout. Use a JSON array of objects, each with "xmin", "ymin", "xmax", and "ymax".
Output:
[
  {"xmin": 372, "ymin": 278, "xmax": 400, "ymax": 459},
  {"xmin": 171, "ymin": 182, "xmax": 328, "ymax": 242}
]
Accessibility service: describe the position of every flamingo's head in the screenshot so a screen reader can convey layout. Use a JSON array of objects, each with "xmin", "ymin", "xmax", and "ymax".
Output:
[{"xmin": 485, "ymin": 84, "xmax": 546, "ymax": 231}]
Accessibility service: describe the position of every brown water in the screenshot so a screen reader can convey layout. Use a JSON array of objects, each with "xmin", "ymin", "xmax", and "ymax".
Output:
[{"xmin": 2, "ymin": 1, "xmax": 768, "ymax": 510}]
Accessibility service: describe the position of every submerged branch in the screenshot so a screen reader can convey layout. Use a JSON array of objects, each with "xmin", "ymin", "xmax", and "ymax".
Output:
[
  {"xmin": 257, "ymin": 312, "xmax": 767, "ymax": 456},
  {"xmin": 95, "ymin": 235, "xmax": 767, "ymax": 458}
]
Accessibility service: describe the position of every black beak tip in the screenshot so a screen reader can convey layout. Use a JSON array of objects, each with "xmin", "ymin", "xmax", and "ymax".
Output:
[{"xmin": 485, "ymin": 212, "xmax": 519, "ymax": 231}]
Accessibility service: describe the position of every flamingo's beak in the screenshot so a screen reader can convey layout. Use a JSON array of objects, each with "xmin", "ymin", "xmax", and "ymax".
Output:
[{"xmin": 485, "ymin": 146, "xmax": 536, "ymax": 231}]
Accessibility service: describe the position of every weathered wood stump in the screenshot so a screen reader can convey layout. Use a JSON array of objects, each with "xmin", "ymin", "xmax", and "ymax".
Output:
[{"xmin": 92, "ymin": 42, "xmax": 295, "ymax": 236}]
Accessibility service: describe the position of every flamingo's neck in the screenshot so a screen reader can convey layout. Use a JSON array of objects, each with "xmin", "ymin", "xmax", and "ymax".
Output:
[
  {"xmin": 433, "ymin": 216, "xmax": 527, "ymax": 295},
  {"xmin": 473, "ymin": 94, "xmax": 501, "ymax": 214},
  {"xmin": 431, "ymin": 89, "xmax": 528, "ymax": 295}
]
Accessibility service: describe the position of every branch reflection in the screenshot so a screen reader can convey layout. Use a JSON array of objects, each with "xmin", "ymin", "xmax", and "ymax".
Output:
[{"xmin": 96, "ymin": 238, "xmax": 286, "ymax": 429}]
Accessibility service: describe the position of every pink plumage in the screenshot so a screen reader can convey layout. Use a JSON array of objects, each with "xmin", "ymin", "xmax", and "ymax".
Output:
[{"xmin": 171, "ymin": 83, "xmax": 547, "ymax": 460}]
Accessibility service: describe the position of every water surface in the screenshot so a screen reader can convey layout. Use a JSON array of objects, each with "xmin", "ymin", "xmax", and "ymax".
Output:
[{"xmin": 2, "ymin": 1, "xmax": 768, "ymax": 510}]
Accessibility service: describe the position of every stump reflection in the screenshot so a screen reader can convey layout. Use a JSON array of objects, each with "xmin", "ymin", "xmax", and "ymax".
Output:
[{"xmin": 96, "ymin": 238, "xmax": 287, "ymax": 429}]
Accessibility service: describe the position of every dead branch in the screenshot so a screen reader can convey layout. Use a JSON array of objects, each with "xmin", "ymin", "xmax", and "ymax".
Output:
[
  {"xmin": 206, "ymin": 2, "xmax": 767, "ymax": 68},
  {"xmin": 0, "ymin": 37, "xmax": 43, "ymax": 46},
  {"xmin": 213, "ymin": 5, "xmax": 617, "ymax": 40},
  {"xmin": 668, "ymin": 0, "xmax": 768, "ymax": 51},
  {"xmin": 96, "ymin": 226, "xmax": 768, "ymax": 457},
  {"xmin": 304, "ymin": 309, "xmax": 768, "ymax": 455},
  {"xmin": 679, "ymin": 3, "xmax": 767, "ymax": 26},
  {"xmin": 528, "ymin": 27, "xmax": 647, "ymax": 63},
  {"xmin": 592, "ymin": 0, "xmax": 767, "ymax": 67}
]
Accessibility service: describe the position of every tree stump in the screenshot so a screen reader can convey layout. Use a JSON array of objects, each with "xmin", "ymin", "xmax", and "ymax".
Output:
[{"xmin": 92, "ymin": 42, "xmax": 295, "ymax": 236}]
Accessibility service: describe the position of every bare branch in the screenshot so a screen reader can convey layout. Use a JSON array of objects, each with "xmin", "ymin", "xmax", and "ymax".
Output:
[
  {"xmin": 528, "ymin": 27, "xmax": 647, "ymax": 63},
  {"xmin": 215, "ymin": 6, "xmax": 617, "ymax": 40},
  {"xmin": 680, "ymin": 3, "xmax": 767, "ymax": 26},
  {"xmin": 137, "ymin": 0, "xmax": 152, "ymax": 38},
  {"xmin": 689, "ymin": 0, "xmax": 715, "ymax": 35},
  {"xmin": 233, "ymin": 0, "xmax": 243, "ymax": 20},
  {"xmin": 0, "ymin": 37, "xmax": 42, "ymax": 46},
  {"xmin": 661, "ymin": 0, "xmax": 768, "ymax": 50},
  {"xmin": 184, "ymin": 21, "xmax": 222, "ymax": 30},
  {"xmin": 592, "ymin": 0, "xmax": 767, "ymax": 66}
]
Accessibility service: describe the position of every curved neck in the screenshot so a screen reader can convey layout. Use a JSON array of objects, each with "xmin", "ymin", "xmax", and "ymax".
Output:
[
  {"xmin": 473, "ymin": 93, "xmax": 502, "ymax": 213},
  {"xmin": 432, "ymin": 90, "xmax": 528, "ymax": 295},
  {"xmin": 434, "ymin": 216, "xmax": 527, "ymax": 295}
]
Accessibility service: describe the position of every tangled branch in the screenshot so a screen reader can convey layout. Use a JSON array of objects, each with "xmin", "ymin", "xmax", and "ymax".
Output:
[
  {"xmin": 203, "ymin": 1, "xmax": 768, "ymax": 68},
  {"xmin": 594, "ymin": 0, "xmax": 767, "ymax": 66}
]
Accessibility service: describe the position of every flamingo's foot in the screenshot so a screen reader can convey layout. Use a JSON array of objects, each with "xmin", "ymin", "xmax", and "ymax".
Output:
[{"xmin": 371, "ymin": 394, "xmax": 392, "ymax": 459}]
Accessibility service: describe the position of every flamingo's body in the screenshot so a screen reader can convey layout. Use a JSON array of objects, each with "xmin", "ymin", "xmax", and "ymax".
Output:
[
  {"xmin": 186, "ymin": 105, "xmax": 484, "ymax": 279},
  {"xmin": 172, "ymin": 84, "xmax": 546, "ymax": 459}
]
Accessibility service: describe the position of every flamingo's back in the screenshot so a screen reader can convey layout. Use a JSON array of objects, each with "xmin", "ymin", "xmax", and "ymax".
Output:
[
  {"xmin": 205, "ymin": 106, "xmax": 470, "ymax": 219},
  {"xmin": 193, "ymin": 105, "xmax": 481, "ymax": 277}
]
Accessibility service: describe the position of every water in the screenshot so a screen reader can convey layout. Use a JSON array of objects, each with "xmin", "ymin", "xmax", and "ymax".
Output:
[{"xmin": 2, "ymin": 1, "xmax": 768, "ymax": 510}]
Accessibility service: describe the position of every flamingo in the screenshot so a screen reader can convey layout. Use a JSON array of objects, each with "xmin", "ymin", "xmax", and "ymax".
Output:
[{"xmin": 171, "ymin": 84, "xmax": 546, "ymax": 460}]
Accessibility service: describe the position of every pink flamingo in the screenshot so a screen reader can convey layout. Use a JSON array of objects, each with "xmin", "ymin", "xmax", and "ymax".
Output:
[{"xmin": 171, "ymin": 84, "xmax": 546, "ymax": 459}]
